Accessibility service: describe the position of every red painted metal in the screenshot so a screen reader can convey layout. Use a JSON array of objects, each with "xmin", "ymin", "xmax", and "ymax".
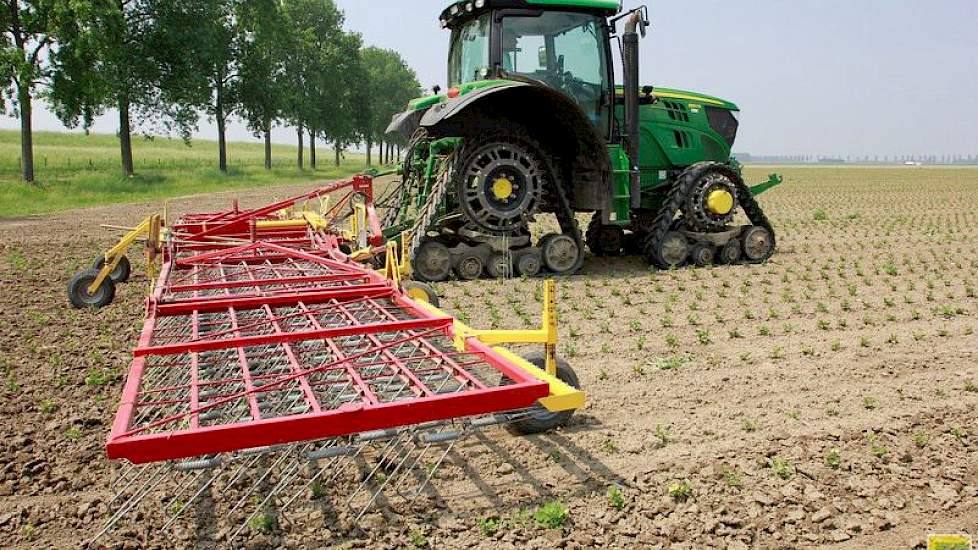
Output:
[{"xmin": 106, "ymin": 181, "xmax": 549, "ymax": 464}]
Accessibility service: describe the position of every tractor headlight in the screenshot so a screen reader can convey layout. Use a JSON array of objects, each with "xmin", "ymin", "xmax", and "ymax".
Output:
[
  {"xmin": 465, "ymin": 2, "xmax": 474, "ymax": 12},
  {"xmin": 475, "ymin": 0, "xmax": 486, "ymax": 7}
]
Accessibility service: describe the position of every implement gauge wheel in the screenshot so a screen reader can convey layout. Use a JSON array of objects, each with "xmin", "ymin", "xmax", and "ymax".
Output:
[
  {"xmin": 402, "ymin": 281, "xmax": 440, "ymax": 307},
  {"xmin": 68, "ymin": 269, "xmax": 116, "ymax": 309},
  {"xmin": 509, "ymin": 351, "xmax": 580, "ymax": 435},
  {"xmin": 93, "ymin": 254, "xmax": 131, "ymax": 283}
]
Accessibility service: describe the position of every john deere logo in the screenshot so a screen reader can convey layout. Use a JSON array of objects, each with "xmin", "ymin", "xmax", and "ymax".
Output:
[{"xmin": 928, "ymin": 534, "xmax": 973, "ymax": 550}]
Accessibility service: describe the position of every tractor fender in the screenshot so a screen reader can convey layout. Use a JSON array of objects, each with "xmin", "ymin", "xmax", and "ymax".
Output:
[
  {"xmin": 386, "ymin": 108, "xmax": 425, "ymax": 141},
  {"xmin": 419, "ymin": 81, "xmax": 611, "ymax": 211},
  {"xmin": 419, "ymin": 82, "xmax": 529, "ymax": 128}
]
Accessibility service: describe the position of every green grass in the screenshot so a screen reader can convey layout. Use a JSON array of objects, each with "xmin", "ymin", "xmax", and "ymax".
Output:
[{"xmin": 0, "ymin": 130, "xmax": 374, "ymax": 218}]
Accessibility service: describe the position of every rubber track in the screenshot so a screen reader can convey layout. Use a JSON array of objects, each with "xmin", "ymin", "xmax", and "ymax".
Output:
[
  {"xmin": 642, "ymin": 162, "xmax": 707, "ymax": 267},
  {"xmin": 643, "ymin": 162, "xmax": 777, "ymax": 267}
]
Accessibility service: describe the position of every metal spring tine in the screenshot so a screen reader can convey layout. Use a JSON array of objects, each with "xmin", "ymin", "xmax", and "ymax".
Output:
[
  {"xmin": 92, "ymin": 462, "xmax": 172, "ymax": 543},
  {"xmin": 410, "ymin": 438, "xmax": 458, "ymax": 501},
  {"xmin": 161, "ymin": 458, "xmax": 230, "ymax": 531},
  {"xmin": 344, "ymin": 431, "xmax": 408, "ymax": 507},
  {"xmin": 351, "ymin": 433, "xmax": 425, "ymax": 524},
  {"xmin": 230, "ymin": 448, "xmax": 312, "ymax": 540},
  {"xmin": 225, "ymin": 442, "xmax": 311, "ymax": 519},
  {"xmin": 218, "ymin": 451, "xmax": 266, "ymax": 495}
]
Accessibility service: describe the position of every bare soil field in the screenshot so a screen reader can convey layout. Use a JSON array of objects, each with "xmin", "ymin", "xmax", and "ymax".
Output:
[{"xmin": 1, "ymin": 166, "xmax": 976, "ymax": 549}]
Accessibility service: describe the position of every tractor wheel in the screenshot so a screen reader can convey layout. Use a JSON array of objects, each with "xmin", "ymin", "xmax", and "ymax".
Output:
[
  {"xmin": 455, "ymin": 133, "xmax": 547, "ymax": 234},
  {"xmin": 690, "ymin": 243, "xmax": 715, "ymax": 268},
  {"xmin": 540, "ymin": 233, "xmax": 580, "ymax": 275},
  {"xmin": 718, "ymin": 238, "xmax": 742, "ymax": 265},
  {"xmin": 93, "ymin": 254, "xmax": 131, "ymax": 284},
  {"xmin": 682, "ymin": 166, "xmax": 740, "ymax": 232},
  {"xmin": 455, "ymin": 255, "xmax": 484, "ymax": 281},
  {"xmin": 649, "ymin": 231, "xmax": 689, "ymax": 269},
  {"xmin": 414, "ymin": 240, "xmax": 452, "ymax": 282},
  {"xmin": 585, "ymin": 216, "xmax": 624, "ymax": 256},
  {"xmin": 742, "ymin": 226, "xmax": 775, "ymax": 263},
  {"xmin": 508, "ymin": 351, "xmax": 579, "ymax": 435},
  {"xmin": 402, "ymin": 281, "xmax": 440, "ymax": 307},
  {"xmin": 486, "ymin": 253, "xmax": 512, "ymax": 279},
  {"xmin": 68, "ymin": 269, "xmax": 116, "ymax": 309},
  {"xmin": 516, "ymin": 252, "xmax": 542, "ymax": 277}
]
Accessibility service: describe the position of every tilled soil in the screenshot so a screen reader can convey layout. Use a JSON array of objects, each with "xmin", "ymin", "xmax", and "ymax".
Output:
[{"xmin": 1, "ymin": 167, "xmax": 976, "ymax": 549}]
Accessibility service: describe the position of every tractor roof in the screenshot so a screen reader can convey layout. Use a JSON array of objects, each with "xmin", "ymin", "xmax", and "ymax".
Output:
[{"xmin": 440, "ymin": 0, "xmax": 621, "ymax": 28}]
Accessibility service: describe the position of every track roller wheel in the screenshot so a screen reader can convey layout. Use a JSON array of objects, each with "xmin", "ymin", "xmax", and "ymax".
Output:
[
  {"xmin": 742, "ymin": 226, "xmax": 775, "ymax": 263},
  {"xmin": 93, "ymin": 254, "xmax": 131, "ymax": 283},
  {"xmin": 585, "ymin": 217, "xmax": 624, "ymax": 256},
  {"xmin": 508, "ymin": 351, "xmax": 579, "ymax": 435},
  {"xmin": 68, "ymin": 269, "xmax": 116, "ymax": 309},
  {"xmin": 455, "ymin": 255, "xmax": 484, "ymax": 281},
  {"xmin": 402, "ymin": 281, "xmax": 440, "ymax": 307},
  {"xmin": 486, "ymin": 253, "xmax": 512, "ymax": 279},
  {"xmin": 649, "ymin": 231, "xmax": 689, "ymax": 269},
  {"xmin": 718, "ymin": 238, "xmax": 741, "ymax": 265},
  {"xmin": 414, "ymin": 240, "xmax": 452, "ymax": 282},
  {"xmin": 690, "ymin": 243, "xmax": 715, "ymax": 268},
  {"xmin": 540, "ymin": 233, "xmax": 580, "ymax": 275},
  {"xmin": 516, "ymin": 252, "xmax": 542, "ymax": 277}
]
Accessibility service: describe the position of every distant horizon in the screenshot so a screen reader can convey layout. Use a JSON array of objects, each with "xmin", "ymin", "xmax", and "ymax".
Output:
[{"xmin": 3, "ymin": 0, "xmax": 977, "ymax": 159}]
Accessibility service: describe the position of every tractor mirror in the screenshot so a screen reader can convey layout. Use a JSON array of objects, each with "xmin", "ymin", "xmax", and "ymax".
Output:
[{"xmin": 538, "ymin": 46, "xmax": 548, "ymax": 68}]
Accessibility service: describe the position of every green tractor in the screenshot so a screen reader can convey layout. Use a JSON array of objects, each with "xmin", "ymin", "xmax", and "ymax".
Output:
[{"xmin": 384, "ymin": 0, "xmax": 781, "ymax": 281}]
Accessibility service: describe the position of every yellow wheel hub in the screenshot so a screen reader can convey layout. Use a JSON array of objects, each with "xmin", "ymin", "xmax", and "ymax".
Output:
[
  {"xmin": 706, "ymin": 189, "xmax": 734, "ymax": 215},
  {"xmin": 491, "ymin": 177, "xmax": 514, "ymax": 200}
]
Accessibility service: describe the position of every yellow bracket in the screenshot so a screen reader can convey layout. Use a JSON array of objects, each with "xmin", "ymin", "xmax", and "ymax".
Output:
[
  {"xmin": 413, "ymin": 280, "xmax": 584, "ymax": 413},
  {"xmin": 88, "ymin": 215, "xmax": 162, "ymax": 295}
]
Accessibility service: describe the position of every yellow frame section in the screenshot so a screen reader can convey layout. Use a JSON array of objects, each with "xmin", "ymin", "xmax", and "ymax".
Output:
[
  {"xmin": 412, "ymin": 280, "xmax": 585, "ymax": 414},
  {"xmin": 89, "ymin": 214, "xmax": 162, "ymax": 295}
]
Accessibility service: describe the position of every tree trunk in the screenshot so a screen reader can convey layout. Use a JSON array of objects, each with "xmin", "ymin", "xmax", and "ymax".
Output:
[
  {"xmin": 18, "ymin": 85, "xmax": 34, "ymax": 183},
  {"xmin": 216, "ymin": 82, "xmax": 227, "ymax": 173},
  {"xmin": 366, "ymin": 137, "xmax": 372, "ymax": 166},
  {"xmin": 297, "ymin": 124, "xmax": 304, "ymax": 169},
  {"xmin": 396, "ymin": 144, "xmax": 401, "ymax": 162},
  {"xmin": 118, "ymin": 95, "xmax": 134, "ymax": 177},
  {"xmin": 378, "ymin": 138, "xmax": 384, "ymax": 165},
  {"xmin": 309, "ymin": 129, "xmax": 316, "ymax": 169},
  {"xmin": 335, "ymin": 140, "xmax": 341, "ymax": 166},
  {"xmin": 263, "ymin": 119, "xmax": 272, "ymax": 170}
]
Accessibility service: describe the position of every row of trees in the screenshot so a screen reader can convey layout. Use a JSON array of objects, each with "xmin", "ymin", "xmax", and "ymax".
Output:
[{"xmin": 1, "ymin": 0, "xmax": 421, "ymax": 182}]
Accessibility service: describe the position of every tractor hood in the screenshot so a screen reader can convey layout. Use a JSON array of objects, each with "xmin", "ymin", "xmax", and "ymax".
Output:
[{"xmin": 615, "ymin": 86, "xmax": 739, "ymax": 111}]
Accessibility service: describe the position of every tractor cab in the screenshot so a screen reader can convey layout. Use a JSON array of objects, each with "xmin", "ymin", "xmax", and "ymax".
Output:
[{"xmin": 444, "ymin": 1, "xmax": 619, "ymax": 137}]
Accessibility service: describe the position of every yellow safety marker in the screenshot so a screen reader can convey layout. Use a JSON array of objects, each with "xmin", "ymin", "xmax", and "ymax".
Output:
[{"xmin": 413, "ymin": 280, "xmax": 584, "ymax": 413}]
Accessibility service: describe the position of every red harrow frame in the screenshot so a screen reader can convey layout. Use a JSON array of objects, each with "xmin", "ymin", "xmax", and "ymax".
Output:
[{"xmin": 86, "ymin": 176, "xmax": 584, "ymax": 544}]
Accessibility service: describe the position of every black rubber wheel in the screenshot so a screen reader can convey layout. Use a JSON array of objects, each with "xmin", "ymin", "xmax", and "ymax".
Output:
[
  {"xmin": 742, "ymin": 226, "xmax": 775, "ymax": 263},
  {"xmin": 455, "ymin": 134, "xmax": 547, "ymax": 234},
  {"xmin": 68, "ymin": 269, "xmax": 116, "ymax": 309},
  {"xmin": 93, "ymin": 255, "xmax": 131, "ymax": 284},
  {"xmin": 516, "ymin": 252, "xmax": 542, "ymax": 277},
  {"xmin": 718, "ymin": 238, "xmax": 741, "ymax": 265},
  {"xmin": 455, "ymin": 255, "xmax": 484, "ymax": 281},
  {"xmin": 690, "ymin": 243, "xmax": 714, "ymax": 268},
  {"xmin": 650, "ymin": 231, "xmax": 689, "ymax": 269},
  {"xmin": 508, "ymin": 351, "xmax": 580, "ymax": 435},
  {"xmin": 486, "ymin": 253, "xmax": 512, "ymax": 279},
  {"xmin": 414, "ymin": 240, "xmax": 452, "ymax": 282},
  {"xmin": 402, "ymin": 281, "xmax": 440, "ymax": 307},
  {"xmin": 540, "ymin": 233, "xmax": 580, "ymax": 274}
]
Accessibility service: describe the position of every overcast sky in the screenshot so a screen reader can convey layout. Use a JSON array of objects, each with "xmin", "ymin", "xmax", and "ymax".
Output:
[{"xmin": 3, "ymin": 0, "xmax": 977, "ymax": 157}]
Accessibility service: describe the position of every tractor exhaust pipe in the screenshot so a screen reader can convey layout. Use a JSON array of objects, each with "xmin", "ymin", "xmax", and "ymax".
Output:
[{"xmin": 623, "ymin": 12, "xmax": 643, "ymax": 210}]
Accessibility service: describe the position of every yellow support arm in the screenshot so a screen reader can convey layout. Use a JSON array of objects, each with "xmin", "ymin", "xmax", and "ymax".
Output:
[
  {"xmin": 413, "ymin": 280, "xmax": 583, "ymax": 413},
  {"xmin": 89, "ymin": 215, "xmax": 161, "ymax": 295}
]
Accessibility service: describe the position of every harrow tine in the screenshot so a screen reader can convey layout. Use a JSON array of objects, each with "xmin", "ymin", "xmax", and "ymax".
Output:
[
  {"xmin": 161, "ymin": 458, "xmax": 228, "ymax": 531},
  {"xmin": 93, "ymin": 462, "xmax": 172, "ymax": 544}
]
